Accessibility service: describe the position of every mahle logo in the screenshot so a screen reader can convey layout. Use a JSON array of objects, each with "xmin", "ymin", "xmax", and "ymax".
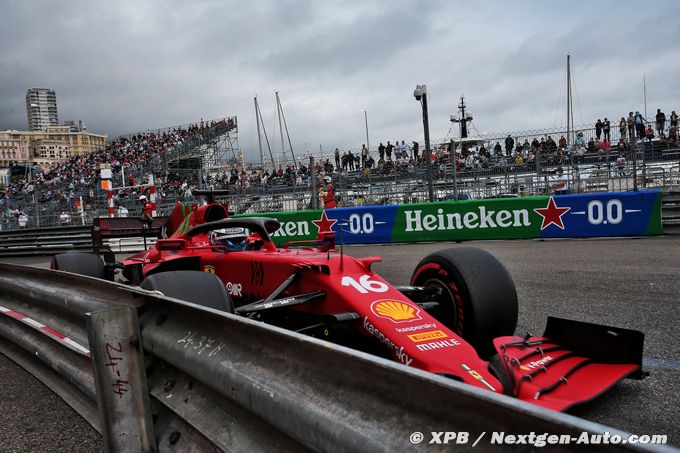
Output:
[{"xmin": 404, "ymin": 207, "xmax": 531, "ymax": 232}]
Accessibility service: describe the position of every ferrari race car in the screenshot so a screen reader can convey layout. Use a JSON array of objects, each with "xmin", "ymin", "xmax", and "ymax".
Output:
[{"xmin": 51, "ymin": 192, "xmax": 646, "ymax": 412}]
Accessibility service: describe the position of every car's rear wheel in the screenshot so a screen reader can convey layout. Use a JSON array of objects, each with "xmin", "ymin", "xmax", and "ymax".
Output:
[
  {"xmin": 50, "ymin": 252, "xmax": 106, "ymax": 279},
  {"xmin": 141, "ymin": 271, "xmax": 234, "ymax": 313},
  {"xmin": 410, "ymin": 247, "xmax": 518, "ymax": 357}
]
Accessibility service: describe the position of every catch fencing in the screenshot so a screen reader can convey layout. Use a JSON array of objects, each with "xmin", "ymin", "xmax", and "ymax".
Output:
[{"xmin": 0, "ymin": 264, "xmax": 662, "ymax": 452}]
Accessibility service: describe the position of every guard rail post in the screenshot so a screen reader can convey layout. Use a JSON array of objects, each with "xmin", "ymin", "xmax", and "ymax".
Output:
[{"xmin": 86, "ymin": 306, "xmax": 156, "ymax": 453}]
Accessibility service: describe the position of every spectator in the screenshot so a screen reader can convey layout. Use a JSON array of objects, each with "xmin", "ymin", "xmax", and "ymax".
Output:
[
  {"xmin": 587, "ymin": 138, "xmax": 597, "ymax": 153},
  {"xmin": 323, "ymin": 159, "xmax": 333, "ymax": 174},
  {"xmin": 386, "ymin": 141, "xmax": 393, "ymax": 161},
  {"xmin": 546, "ymin": 136, "xmax": 557, "ymax": 152},
  {"xmin": 634, "ymin": 111, "xmax": 646, "ymax": 139},
  {"xmin": 575, "ymin": 132, "xmax": 585, "ymax": 146},
  {"xmin": 361, "ymin": 144, "xmax": 368, "ymax": 168},
  {"xmin": 334, "ymin": 148, "xmax": 340, "ymax": 169},
  {"xmin": 558, "ymin": 135, "xmax": 567, "ymax": 149},
  {"xmin": 493, "ymin": 141, "xmax": 502, "ymax": 156},
  {"xmin": 59, "ymin": 211, "xmax": 71, "ymax": 225},
  {"xmin": 412, "ymin": 141, "xmax": 419, "ymax": 161},
  {"xmin": 504, "ymin": 135, "xmax": 514, "ymax": 156},
  {"xmin": 671, "ymin": 110, "xmax": 678, "ymax": 129},
  {"xmin": 616, "ymin": 154, "xmax": 626, "ymax": 176},
  {"xmin": 599, "ymin": 139, "xmax": 611, "ymax": 154},
  {"xmin": 656, "ymin": 109, "xmax": 666, "ymax": 136},
  {"xmin": 603, "ymin": 117, "xmax": 611, "ymax": 141},
  {"xmin": 595, "ymin": 119, "xmax": 603, "ymax": 140},
  {"xmin": 378, "ymin": 142, "xmax": 385, "ymax": 161},
  {"xmin": 18, "ymin": 212, "xmax": 28, "ymax": 229},
  {"xmin": 318, "ymin": 175, "xmax": 336, "ymax": 209},
  {"xmin": 627, "ymin": 112, "xmax": 635, "ymax": 139},
  {"xmin": 550, "ymin": 167, "xmax": 569, "ymax": 195},
  {"xmin": 645, "ymin": 124, "xmax": 654, "ymax": 142},
  {"xmin": 118, "ymin": 205, "xmax": 129, "ymax": 217},
  {"xmin": 619, "ymin": 117, "xmax": 627, "ymax": 139}
]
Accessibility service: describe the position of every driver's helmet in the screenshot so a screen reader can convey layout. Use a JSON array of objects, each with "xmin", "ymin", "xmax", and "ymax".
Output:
[
  {"xmin": 209, "ymin": 227, "xmax": 248, "ymax": 251},
  {"xmin": 323, "ymin": 176, "xmax": 332, "ymax": 184}
]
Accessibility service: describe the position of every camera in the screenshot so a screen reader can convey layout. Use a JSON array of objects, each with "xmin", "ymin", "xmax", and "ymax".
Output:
[{"xmin": 413, "ymin": 85, "xmax": 427, "ymax": 101}]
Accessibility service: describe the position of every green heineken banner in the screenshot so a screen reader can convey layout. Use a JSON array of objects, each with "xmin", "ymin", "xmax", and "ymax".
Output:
[{"xmin": 234, "ymin": 191, "xmax": 663, "ymax": 247}]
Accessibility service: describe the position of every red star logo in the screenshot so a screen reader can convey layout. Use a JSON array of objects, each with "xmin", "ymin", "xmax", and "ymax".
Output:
[
  {"xmin": 312, "ymin": 211, "xmax": 337, "ymax": 233},
  {"xmin": 533, "ymin": 197, "xmax": 571, "ymax": 230}
]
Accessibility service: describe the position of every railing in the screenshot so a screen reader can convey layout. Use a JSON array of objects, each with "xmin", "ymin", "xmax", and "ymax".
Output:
[{"xmin": 0, "ymin": 264, "xmax": 658, "ymax": 452}]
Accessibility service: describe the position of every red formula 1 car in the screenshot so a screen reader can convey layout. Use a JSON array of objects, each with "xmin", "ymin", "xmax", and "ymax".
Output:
[{"xmin": 51, "ymin": 192, "xmax": 646, "ymax": 411}]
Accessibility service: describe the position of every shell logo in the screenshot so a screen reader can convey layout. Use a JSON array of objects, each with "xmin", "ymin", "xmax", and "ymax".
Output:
[{"xmin": 371, "ymin": 300, "xmax": 421, "ymax": 323}]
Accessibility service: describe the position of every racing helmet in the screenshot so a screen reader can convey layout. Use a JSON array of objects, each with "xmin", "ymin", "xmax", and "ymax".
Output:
[
  {"xmin": 209, "ymin": 227, "xmax": 249, "ymax": 251},
  {"xmin": 323, "ymin": 176, "xmax": 332, "ymax": 184},
  {"xmin": 139, "ymin": 195, "xmax": 148, "ymax": 202}
]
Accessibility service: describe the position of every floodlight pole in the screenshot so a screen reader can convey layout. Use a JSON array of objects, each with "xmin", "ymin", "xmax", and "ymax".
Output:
[{"xmin": 416, "ymin": 86, "xmax": 435, "ymax": 202}]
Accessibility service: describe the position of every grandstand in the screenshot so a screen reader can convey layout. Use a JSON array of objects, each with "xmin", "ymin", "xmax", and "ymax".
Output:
[{"xmin": 0, "ymin": 117, "xmax": 238, "ymax": 229}]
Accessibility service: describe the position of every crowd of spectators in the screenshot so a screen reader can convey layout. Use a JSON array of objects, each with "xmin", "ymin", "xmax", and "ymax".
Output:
[{"xmin": 0, "ymin": 119, "xmax": 233, "ymax": 226}]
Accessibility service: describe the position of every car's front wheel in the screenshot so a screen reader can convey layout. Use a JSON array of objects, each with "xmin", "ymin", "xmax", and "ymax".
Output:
[
  {"xmin": 50, "ymin": 252, "xmax": 106, "ymax": 279},
  {"xmin": 410, "ymin": 247, "xmax": 518, "ymax": 357},
  {"xmin": 141, "ymin": 270, "xmax": 235, "ymax": 313}
]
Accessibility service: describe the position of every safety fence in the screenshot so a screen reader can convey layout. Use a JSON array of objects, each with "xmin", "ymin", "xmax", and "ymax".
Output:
[
  {"xmin": 222, "ymin": 157, "xmax": 680, "ymax": 215},
  {"xmin": 234, "ymin": 191, "xmax": 663, "ymax": 247},
  {"xmin": 0, "ymin": 264, "xmax": 660, "ymax": 452}
]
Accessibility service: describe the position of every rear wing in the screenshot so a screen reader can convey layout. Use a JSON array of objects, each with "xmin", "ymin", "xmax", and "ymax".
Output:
[{"xmin": 92, "ymin": 216, "xmax": 169, "ymax": 253}]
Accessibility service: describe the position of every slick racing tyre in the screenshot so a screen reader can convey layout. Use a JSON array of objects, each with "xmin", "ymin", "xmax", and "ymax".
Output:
[
  {"xmin": 50, "ymin": 252, "xmax": 106, "ymax": 279},
  {"xmin": 141, "ymin": 271, "xmax": 235, "ymax": 313},
  {"xmin": 410, "ymin": 247, "xmax": 518, "ymax": 357}
]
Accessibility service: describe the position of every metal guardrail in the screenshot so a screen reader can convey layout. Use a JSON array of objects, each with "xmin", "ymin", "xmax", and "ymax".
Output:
[
  {"xmin": 0, "ymin": 225, "xmax": 92, "ymax": 256},
  {"xmin": 0, "ymin": 264, "xmax": 668, "ymax": 452}
]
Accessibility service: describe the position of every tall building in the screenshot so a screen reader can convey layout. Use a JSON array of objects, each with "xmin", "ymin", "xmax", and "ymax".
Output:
[{"xmin": 25, "ymin": 88, "xmax": 59, "ymax": 131}]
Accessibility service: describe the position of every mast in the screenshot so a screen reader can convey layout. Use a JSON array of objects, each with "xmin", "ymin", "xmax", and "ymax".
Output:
[
  {"xmin": 643, "ymin": 73, "xmax": 647, "ymax": 119},
  {"xmin": 254, "ymin": 96, "xmax": 264, "ymax": 169},
  {"xmin": 276, "ymin": 91, "xmax": 286, "ymax": 165},
  {"xmin": 364, "ymin": 110, "xmax": 370, "ymax": 154},
  {"xmin": 277, "ymin": 92, "xmax": 298, "ymax": 172},
  {"xmin": 256, "ymin": 98, "xmax": 276, "ymax": 171}
]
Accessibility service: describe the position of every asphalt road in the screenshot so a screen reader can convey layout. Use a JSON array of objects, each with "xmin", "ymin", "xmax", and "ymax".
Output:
[{"xmin": 1, "ymin": 236, "xmax": 679, "ymax": 449}]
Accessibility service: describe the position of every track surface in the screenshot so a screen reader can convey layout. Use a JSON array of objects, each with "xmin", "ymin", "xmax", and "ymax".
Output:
[{"xmin": 1, "ymin": 236, "xmax": 679, "ymax": 449}]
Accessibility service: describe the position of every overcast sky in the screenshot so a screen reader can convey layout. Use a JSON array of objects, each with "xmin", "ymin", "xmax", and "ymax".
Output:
[{"xmin": 2, "ymin": 0, "xmax": 679, "ymax": 162}]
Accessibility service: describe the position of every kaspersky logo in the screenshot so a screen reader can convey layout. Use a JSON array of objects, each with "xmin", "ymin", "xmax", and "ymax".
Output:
[
  {"xmin": 363, "ymin": 317, "xmax": 413, "ymax": 366},
  {"xmin": 371, "ymin": 300, "xmax": 422, "ymax": 323}
]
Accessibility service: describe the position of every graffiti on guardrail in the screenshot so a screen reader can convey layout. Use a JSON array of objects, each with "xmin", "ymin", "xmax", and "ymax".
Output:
[
  {"xmin": 105, "ymin": 342, "xmax": 130, "ymax": 398},
  {"xmin": 235, "ymin": 191, "xmax": 663, "ymax": 246}
]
